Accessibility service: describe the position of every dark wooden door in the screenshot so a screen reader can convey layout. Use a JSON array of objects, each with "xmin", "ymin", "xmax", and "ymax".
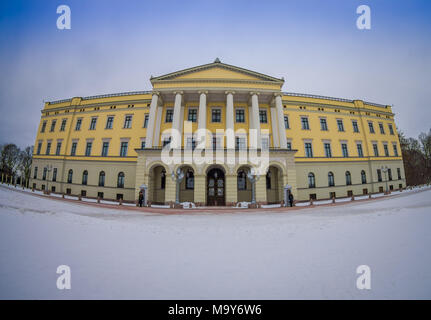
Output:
[{"xmin": 207, "ymin": 168, "xmax": 225, "ymax": 206}]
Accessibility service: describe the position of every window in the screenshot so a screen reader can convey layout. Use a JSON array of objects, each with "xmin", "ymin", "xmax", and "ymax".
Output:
[
  {"xmin": 305, "ymin": 142, "xmax": 313, "ymax": 158},
  {"xmin": 46, "ymin": 142, "xmax": 51, "ymax": 155},
  {"xmin": 286, "ymin": 142, "xmax": 292, "ymax": 151},
  {"xmin": 368, "ymin": 122, "xmax": 375, "ymax": 133},
  {"xmin": 236, "ymin": 109, "xmax": 245, "ymax": 123},
  {"xmin": 212, "ymin": 137, "xmax": 221, "ymax": 150},
  {"xmin": 352, "ymin": 120, "xmax": 359, "ymax": 133},
  {"xmin": 55, "ymin": 142, "xmax": 62, "ymax": 155},
  {"xmin": 212, "ymin": 109, "xmax": 221, "ymax": 123},
  {"xmin": 37, "ymin": 142, "xmax": 42, "ymax": 155},
  {"xmin": 162, "ymin": 137, "xmax": 171, "ymax": 147},
  {"xmin": 320, "ymin": 118, "xmax": 328, "ymax": 131},
  {"xmin": 33, "ymin": 167, "xmax": 38, "ymax": 179},
  {"xmin": 188, "ymin": 109, "xmax": 197, "ymax": 122},
  {"xmin": 284, "ymin": 116, "xmax": 289, "ymax": 129},
  {"xmin": 75, "ymin": 118, "xmax": 82, "ymax": 131},
  {"xmin": 82, "ymin": 170, "xmax": 88, "ymax": 185},
  {"xmin": 345, "ymin": 171, "xmax": 352, "ymax": 185},
  {"xmin": 143, "ymin": 114, "xmax": 149, "ymax": 128},
  {"xmin": 324, "ymin": 143, "xmax": 332, "ymax": 158},
  {"xmin": 98, "ymin": 171, "xmax": 105, "ymax": 187},
  {"xmin": 337, "ymin": 119, "xmax": 344, "ymax": 132},
  {"xmin": 185, "ymin": 170, "xmax": 194, "ymax": 189},
  {"xmin": 85, "ymin": 142, "xmax": 92, "ymax": 156},
  {"xmin": 141, "ymin": 139, "xmax": 146, "ymax": 149},
  {"xmin": 117, "ymin": 172, "xmax": 125, "ymax": 188},
  {"xmin": 373, "ymin": 143, "xmax": 379, "ymax": 157},
  {"xmin": 50, "ymin": 120, "xmax": 57, "ymax": 132},
  {"xmin": 341, "ymin": 143, "xmax": 349, "ymax": 157},
  {"xmin": 161, "ymin": 170, "xmax": 166, "ymax": 189},
  {"xmin": 101, "ymin": 141, "xmax": 109, "ymax": 156},
  {"xmin": 235, "ymin": 137, "xmax": 246, "ymax": 150},
  {"xmin": 328, "ymin": 172, "xmax": 335, "ymax": 187},
  {"xmin": 383, "ymin": 144, "xmax": 389, "ymax": 157},
  {"xmin": 357, "ymin": 144, "xmax": 364, "ymax": 157},
  {"xmin": 52, "ymin": 168, "xmax": 57, "ymax": 182},
  {"xmin": 97, "ymin": 192, "xmax": 104, "ymax": 199},
  {"xmin": 361, "ymin": 170, "xmax": 367, "ymax": 184},
  {"xmin": 123, "ymin": 115, "xmax": 132, "ymax": 128},
  {"xmin": 388, "ymin": 168, "xmax": 392, "ymax": 181},
  {"xmin": 43, "ymin": 167, "xmax": 47, "ymax": 180},
  {"xmin": 165, "ymin": 109, "xmax": 173, "ymax": 123},
  {"xmin": 186, "ymin": 137, "xmax": 196, "ymax": 150},
  {"xmin": 393, "ymin": 144, "xmax": 399, "ymax": 156},
  {"xmin": 106, "ymin": 116, "xmax": 114, "ymax": 129},
  {"xmin": 67, "ymin": 169, "xmax": 73, "ymax": 184},
  {"xmin": 377, "ymin": 169, "xmax": 382, "ymax": 182},
  {"xmin": 259, "ymin": 110, "xmax": 267, "ymax": 123},
  {"xmin": 397, "ymin": 168, "xmax": 401, "ymax": 180},
  {"xmin": 301, "ymin": 117, "xmax": 309, "ymax": 130},
  {"xmin": 116, "ymin": 194, "xmax": 123, "ymax": 201},
  {"xmin": 389, "ymin": 124, "xmax": 394, "ymax": 135},
  {"xmin": 308, "ymin": 173, "xmax": 316, "ymax": 188},
  {"xmin": 41, "ymin": 121, "xmax": 47, "ymax": 133},
  {"xmin": 379, "ymin": 123, "xmax": 385, "ymax": 134},
  {"xmin": 71, "ymin": 142, "xmax": 77, "ymax": 156},
  {"xmin": 60, "ymin": 119, "xmax": 67, "ymax": 131},
  {"xmin": 120, "ymin": 142, "xmax": 128, "ymax": 157},
  {"xmin": 81, "ymin": 190, "xmax": 87, "ymax": 197},
  {"xmin": 266, "ymin": 171, "xmax": 271, "ymax": 189},
  {"xmin": 237, "ymin": 170, "xmax": 247, "ymax": 190},
  {"xmin": 89, "ymin": 117, "xmax": 97, "ymax": 130},
  {"xmin": 261, "ymin": 137, "xmax": 269, "ymax": 150}
]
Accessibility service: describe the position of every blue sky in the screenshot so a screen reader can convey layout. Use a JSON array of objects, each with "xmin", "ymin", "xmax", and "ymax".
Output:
[{"xmin": 0, "ymin": 0, "xmax": 430, "ymax": 147}]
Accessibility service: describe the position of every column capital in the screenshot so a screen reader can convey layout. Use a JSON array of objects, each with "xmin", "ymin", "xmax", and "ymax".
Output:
[
  {"xmin": 173, "ymin": 91, "xmax": 184, "ymax": 96},
  {"xmin": 274, "ymin": 92, "xmax": 283, "ymax": 98},
  {"xmin": 198, "ymin": 90, "xmax": 208, "ymax": 95},
  {"xmin": 249, "ymin": 91, "xmax": 260, "ymax": 96},
  {"xmin": 151, "ymin": 91, "xmax": 161, "ymax": 97},
  {"xmin": 225, "ymin": 90, "xmax": 236, "ymax": 95}
]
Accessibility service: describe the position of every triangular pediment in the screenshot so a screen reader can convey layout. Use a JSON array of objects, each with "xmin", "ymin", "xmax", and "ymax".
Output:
[{"xmin": 151, "ymin": 60, "xmax": 284, "ymax": 84}]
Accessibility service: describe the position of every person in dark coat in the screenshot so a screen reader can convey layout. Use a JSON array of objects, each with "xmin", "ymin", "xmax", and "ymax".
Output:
[
  {"xmin": 288, "ymin": 191, "xmax": 294, "ymax": 207},
  {"xmin": 138, "ymin": 191, "xmax": 144, "ymax": 207}
]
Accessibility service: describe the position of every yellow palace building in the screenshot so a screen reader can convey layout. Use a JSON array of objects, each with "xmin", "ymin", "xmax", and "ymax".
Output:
[{"xmin": 30, "ymin": 59, "xmax": 405, "ymax": 206}]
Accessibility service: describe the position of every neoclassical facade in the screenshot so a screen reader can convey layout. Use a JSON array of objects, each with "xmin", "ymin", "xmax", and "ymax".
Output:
[{"xmin": 30, "ymin": 59, "xmax": 405, "ymax": 206}]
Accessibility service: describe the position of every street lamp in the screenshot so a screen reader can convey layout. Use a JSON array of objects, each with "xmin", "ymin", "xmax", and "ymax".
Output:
[
  {"xmin": 246, "ymin": 167, "xmax": 260, "ymax": 204},
  {"xmin": 45, "ymin": 164, "xmax": 52, "ymax": 194},
  {"xmin": 381, "ymin": 165, "xmax": 389, "ymax": 194}
]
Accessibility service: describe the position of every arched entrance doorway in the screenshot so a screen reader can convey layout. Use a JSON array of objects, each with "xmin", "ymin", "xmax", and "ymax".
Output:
[
  {"xmin": 266, "ymin": 165, "xmax": 282, "ymax": 204},
  {"xmin": 206, "ymin": 167, "xmax": 225, "ymax": 206},
  {"xmin": 237, "ymin": 166, "xmax": 252, "ymax": 202},
  {"xmin": 178, "ymin": 165, "xmax": 195, "ymax": 203},
  {"xmin": 150, "ymin": 165, "xmax": 166, "ymax": 204}
]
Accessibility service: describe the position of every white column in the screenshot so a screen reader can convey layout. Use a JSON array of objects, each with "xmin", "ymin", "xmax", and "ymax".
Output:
[
  {"xmin": 270, "ymin": 106, "xmax": 279, "ymax": 148},
  {"xmin": 145, "ymin": 92, "xmax": 159, "ymax": 148},
  {"xmin": 250, "ymin": 92, "xmax": 261, "ymax": 149},
  {"xmin": 225, "ymin": 91, "xmax": 235, "ymax": 149},
  {"xmin": 172, "ymin": 91, "xmax": 183, "ymax": 149},
  {"xmin": 153, "ymin": 104, "xmax": 163, "ymax": 147},
  {"xmin": 197, "ymin": 91, "xmax": 207, "ymax": 147},
  {"xmin": 275, "ymin": 94, "xmax": 287, "ymax": 148}
]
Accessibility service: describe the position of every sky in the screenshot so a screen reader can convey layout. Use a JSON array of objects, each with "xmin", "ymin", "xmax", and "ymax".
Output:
[{"xmin": 0, "ymin": 0, "xmax": 430, "ymax": 148}]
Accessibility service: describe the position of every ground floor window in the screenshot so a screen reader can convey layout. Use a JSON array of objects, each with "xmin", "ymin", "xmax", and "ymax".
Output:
[
  {"xmin": 116, "ymin": 194, "xmax": 123, "ymax": 200},
  {"xmin": 98, "ymin": 192, "xmax": 104, "ymax": 199},
  {"xmin": 81, "ymin": 190, "xmax": 86, "ymax": 197}
]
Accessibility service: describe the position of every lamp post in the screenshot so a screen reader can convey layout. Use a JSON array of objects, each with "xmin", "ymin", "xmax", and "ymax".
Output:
[
  {"xmin": 381, "ymin": 165, "xmax": 389, "ymax": 194},
  {"xmin": 171, "ymin": 168, "xmax": 185, "ymax": 204},
  {"xmin": 246, "ymin": 167, "xmax": 260, "ymax": 204},
  {"xmin": 45, "ymin": 164, "xmax": 53, "ymax": 194}
]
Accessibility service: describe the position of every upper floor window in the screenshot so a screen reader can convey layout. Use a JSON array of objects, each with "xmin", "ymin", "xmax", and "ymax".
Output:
[
  {"xmin": 308, "ymin": 172, "xmax": 316, "ymax": 188},
  {"xmin": 383, "ymin": 144, "xmax": 389, "ymax": 157},
  {"xmin": 52, "ymin": 168, "xmax": 57, "ymax": 182},
  {"xmin": 120, "ymin": 142, "xmax": 128, "ymax": 157},
  {"xmin": 320, "ymin": 118, "xmax": 328, "ymax": 131},
  {"xmin": 236, "ymin": 109, "xmax": 245, "ymax": 123},
  {"xmin": 141, "ymin": 139, "xmax": 146, "ymax": 149},
  {"xmin": 361, "ymin": 170, "xmax": 367, "ymax": 184},
  {"xmin": 165, "ymin": 109, "xmax": 173, "ymax": 123},
  {"xmin": 67, "ymin": 169, "xmax": 73, "ymax": 184},
  {"xmin": 43, "ymin": 167, "xmax": 47, "ymax": 180},
  {"xmin": 99, "ymin": 171, "xmax": 105, "ymax": 187},
  {"xmin": 106, "ymin": 116, "xmax": 114, "ymax": 129},
  {"xmin": 337, "ymin": 119, "xmax": 344, "ymax": 132},
  {"xmin": 40, "ymin": 121, "xmax": 47, "ymax": 133},
  {"xmin": 82, "ymin": 170, "xmax": 88, "ymax": 185},
  {"xmin": 357, "ymin": 143, "xmax": 364, "ymax": 157},
  {"xmin": 85, "ymin": 142, "xmax": 92, "ymax": 156},
  {"xmin": 33, "ymin": 166, "xmax": 38, "ymax": 179},
  {"xmin": 261, "ymin": 137, "xmax": 269, "ymax": 150},
  {"xmin": 388, "ymin": 168, "xmax": 393, "ymax": 181},
  {"xmin": 284, "ymin": 115, "xmax": 289, "ymax": 129},
  {"xmin": 186, "ymin": 137, "xmax": 196, "ymax": 150},
  {"xmin": 45, "ymin": 142, "xmax": 51, "ymax": 155},
  {"xmin": 117, "ymin": 172, "xmax": 125, "ymax": 188},
  {"xmin": 324, "ymin": 143, "xmax": 332, "ymax": 158},
  {"xmin": 388, "ymin": 123, "xmax": 394, "ymax": 135},
  {"xmin": 123, "ymin": 115, "xmax": 132, "ymax": 128},
  {"xmin": 143, "ymin": 114, "xmax": 149, "ymax": 128},
  {"xmin": 101, "ymin": 141, "xmax": 109, "ymax": 157},
  {"xmin": 162, "ymin": 137, "xmax": 171, "ymax": 147},
  {"xmin": 301, "ymin": 117, "xmax": 310, "ymax": 130},
  {"xmin": 341, "ymin": 143, "xmax": 349, "ymax": 157},
  {"xmin": 212, "ymin": 109, "xmax": 221, "ymax": 123},
  {"xmin": 368, "ymin": 122, "xmax": 375, "ymax": 134},
  {"xmin": 352, "ymin": 120, "xmax": 359, "ymax": 133},
  {"xmin": 259, "ymin": 110, "xmax": 267, "ymax": 123},
  {"xmin": 235, "ymin": 137, "xmax": 246, "ymax": 150},
  {"xmin": 328, "ymin": 172, "xmax": 335, "ymax": 187},
  {"xmin": 188, "ymin": 109, "xmax": 197, "ymax": 122},
  {"xmin": 377, "ymin": 168, "xmax": 383, "ymax": 182},
  {"xmin": 71, "ymin": 142, "xmax": 77, "ymax": 156},
  {"xmin": 379, "ymin": 123, "xmax": 385, "ymax": 134},
  {"xmin": 286, "ymin": 141, "xmax": 292, "ymax": 151},
  {"xmin": 55, "ymin": 142, "xmax": 62, "ymax": 156},
  {"xmin": 60, "ymin": 119, "xmax": 67, "ymax": 131},
  {"xmin": 37, "ymin": 142, "xmax": 42, "ymax": 155},
  {"xmin": 393, "ymin": 144, "xmax": 399, "ymax": 157},
  {"xmin": 75, "ymin": 118, "xmax": 82, "ymax": 131},
  {"xmin": 89, "ymin": 117, "xmax": 97, "ymax": 130},
  {"xmin": 397, "ymin": 168, "xmax": 401, "ymax": 180},
  {"xmin": 373, "ymin": 143, "xmax": 379, "ymax": 157},
  {"xmin": 346, "ymin": 171, "xmax": 352, "ymax": 185},
  {"xmin": 305, "ymin": 142, "xmax": 313, "ymax": 158},
  {"xmin": 50, "ymin": 120, "xmax": 57, "ymax": 132}
]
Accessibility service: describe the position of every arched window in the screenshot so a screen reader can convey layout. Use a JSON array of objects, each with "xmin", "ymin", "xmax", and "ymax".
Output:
[
  {"xmin": 328, "ymin": 172, "xmax": 335, "ymax": 187},
  {"xmin": 98, "ymin": 171, "xmax": 105, "ymax": 187},
  {"xmin": 185, "ymin": 170, "xmax": 194, "ymax": 189},
  {"xmin": 161, "ymin": 169, "xmax": 166, "ymax": 189},
  {"xmin": 67, "ymin": 169, "xmax": 73, "ymax": 184},
  {"xmin": 82, "ymin": 170, "xmax": 88, "ymax": 185},
  {"xmin": 345, "ymin": 171, "xmax": 352, "ymax": 185},
  {"xmin": 266, "ymin": 170, "xmax": 271, "ymax": 189},
  {"xmin": 308, "ymin": 172, "xmax": 315, "ymax": 188},
  {"xmin": 237, "ymin": 170, "xmax": 247, "ymax": 190},
  {"xmin": 361, "ymin": 170, "xmax": 367, "ymax": 184},
  {"xmin": 117, "ymin": 172, "xmax": 125, "ymax": 188}
]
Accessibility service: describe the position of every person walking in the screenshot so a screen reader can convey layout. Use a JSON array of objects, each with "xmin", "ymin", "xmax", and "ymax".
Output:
[
  {"xmin": 288, "ymin": 191, "xmax": 294, "ymax": 207},
  {"xmin": 138, "ymin": 191, "xmax": 144, "ymax": 207}
]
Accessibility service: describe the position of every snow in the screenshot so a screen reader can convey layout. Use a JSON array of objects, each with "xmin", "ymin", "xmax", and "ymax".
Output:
[{"xmin": 0, "ymin": 184, "xmax": 431, "ymax": 299}]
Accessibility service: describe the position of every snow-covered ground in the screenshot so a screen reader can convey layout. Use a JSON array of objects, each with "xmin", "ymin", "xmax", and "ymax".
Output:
[{"xmin": 0, "ymin": 185, "xmax": 430, "ymax": 299}]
